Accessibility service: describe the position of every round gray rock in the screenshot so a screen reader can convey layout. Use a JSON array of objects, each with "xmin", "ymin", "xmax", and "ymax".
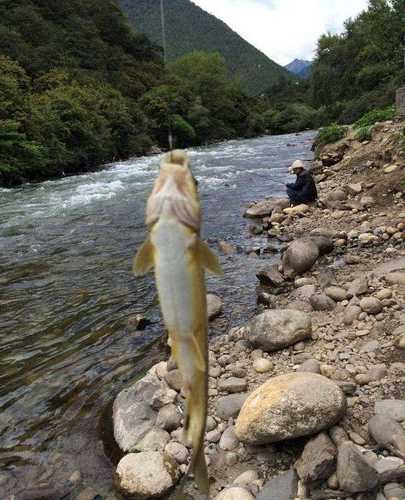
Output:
[
  {"xmin": 249, "ymin": 309, "xmax": 312, "ymax": 352},
  {"xmin": 235, "ymin": 373, "xmax": 346, "ymax": 445},
  {"xmin": 115, "ymin": 452, "xmax": 180, "ymax": 499},
  {"xmin": 282, "ymin": 239, "xmax": 320, "ymax": 276},
  {"xmin": 360, "ymin": 297, "xmax": 383, "ymax": 315},
  {"xmin": 207, "ymin": 294, "xmax": 223, "ymax": 320}
]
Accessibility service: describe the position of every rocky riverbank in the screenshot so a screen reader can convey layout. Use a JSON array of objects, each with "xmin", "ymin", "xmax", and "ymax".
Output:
[{"xmin": 111, "ymin": 119, "xmax": 404, "ymax": 499}]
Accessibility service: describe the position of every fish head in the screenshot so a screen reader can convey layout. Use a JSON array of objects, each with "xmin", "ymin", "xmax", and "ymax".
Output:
[{"xmin": 146, "ymin": 150, "xmax": 201, "ymax": 230}]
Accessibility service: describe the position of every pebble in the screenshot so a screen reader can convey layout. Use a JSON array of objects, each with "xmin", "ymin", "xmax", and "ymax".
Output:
[
  {"xmin": 219, "ymin": 426, "xmax": 239, "ymax": 451},
  {"xmin": 218, "ymin": 377, "xmax": 248, "ymax": 394},
  {"xmin": 253, "ymin": 358, "xmax": 273, "ymax": 373},
  {"xmin": 164, "ymin": 442, "xmax": 189, "ymax": 464},
  {"xmin": 297, "ymin": 359, "xmax": 321, "ymax": 374},
  {"xmin": 360, "ymin": 297, "xmax": 383, "ymax": 314}
]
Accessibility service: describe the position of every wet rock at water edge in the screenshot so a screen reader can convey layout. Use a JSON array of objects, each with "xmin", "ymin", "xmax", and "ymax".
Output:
[
  {"xmin": 207, "ymin": 294, "xmax": 223, "ymax": 320},
  {"xmin": 336, "ymin": 441, "xmax": 378, "ymax": 494},
  {"xmin": 256, "ymin": 265, "xmax": 285, "ymax": 287},
  {"xmin": 249, "ymin": 309, "xmax": 312, "ymax": 352},
  {"xmin": 115, "ymin": 451, "xmax": 180, "ymax": 499},
  {"xmin": 295, "ymin": 432, "xmax": 337, "ymax": 483},
  {"xmin": 216, "ymin": 394, "xmax": 248, "ymax": 420},
  {"xmin": 235, "ymin": 373, "xmax": 346, "ymax": 445},
  {"xmin": 113, "ymin": 373, "xmax": 165, "ymax": 453},
  {"xmin": 245, "ymin": 198, "xmax": 289, "ymax": 218},
  {"xmin": 282, "ymin": 238, "xmax": 320, "ymax": 276},
  {"xmin": 214, "ymin": 487, "xmax": 255, "ymax": 500},
  {"xmin": 257, "ymin": 469, "xmax": 298, "ymax": 500}
]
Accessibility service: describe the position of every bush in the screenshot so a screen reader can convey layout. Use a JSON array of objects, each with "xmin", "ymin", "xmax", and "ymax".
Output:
[
  {"xmin": 313, "ymin": 124, "xmax": 347, "ymax": 149},
  {"xmin": 354, "ymin": 125, "xmax": 373, "ymax": 142},
  {"xmin": 354, "ymin": 106, "xmax": 395, "ymax": 129}
]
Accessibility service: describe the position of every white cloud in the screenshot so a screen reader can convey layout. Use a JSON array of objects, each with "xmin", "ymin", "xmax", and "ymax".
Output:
[{"xmin": 192, "ymin": 0, "xmax": 369, "ymax": 65}]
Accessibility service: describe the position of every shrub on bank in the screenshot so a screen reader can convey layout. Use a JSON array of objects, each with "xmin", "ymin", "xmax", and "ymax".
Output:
[
  {"xmin": 354, "ymin": 106, "xmax": 395, "ymax": 129},
  {"xmin": 313, "ymin": 124, "xmax": 347, "ymax": 150}
]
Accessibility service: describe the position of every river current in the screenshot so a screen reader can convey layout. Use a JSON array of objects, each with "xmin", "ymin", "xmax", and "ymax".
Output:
[{"xmin": 0, "ymin": 132, "xmax": 315, "ymax": 497}]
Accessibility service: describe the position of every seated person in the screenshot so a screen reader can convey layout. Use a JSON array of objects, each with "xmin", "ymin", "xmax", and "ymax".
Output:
[{"xmin": 286, "ymin": 160, "xmax": 318, "ymax": 206}]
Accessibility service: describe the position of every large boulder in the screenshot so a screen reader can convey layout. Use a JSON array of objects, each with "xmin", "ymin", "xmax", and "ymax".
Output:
[
  {"xmin": 245, "ymin": 198, "xmax": 289, "ymax": 218},
  {"xmin": 282, "ymin": 239, "xmax": 320, "ymax": 276},
  {"xmin": 249, "ymin": 309, "xmax": 312, "ymax": 352},
  {"xmin": 114, "ymin": 373, "xmax": 166, "ymax": 453},
  {"xmin": 235, "ymin": 373, "xmax": 346, "ymax": 445},
  {"xmin": 115, "ymin": 452, "xmax": 180, "ymax": 499}
]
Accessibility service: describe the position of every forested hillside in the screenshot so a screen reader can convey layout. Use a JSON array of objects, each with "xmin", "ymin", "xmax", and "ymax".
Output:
[
  {"xmin": 0, "ymin": 0, "xmax": 269, "ymax": 187},
  {"xmin": 119, "ymin": 0, "xmax": 291, "ymax": 95},
  {"xmin": 0, "ymin": 0, "xmax": 163, "ymax": 186},
  {"xmin": 309, "ymin": 0, "xmax": 405, "ymax": 124}
]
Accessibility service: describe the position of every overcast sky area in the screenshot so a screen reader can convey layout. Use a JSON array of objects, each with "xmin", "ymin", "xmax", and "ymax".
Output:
[{"xmin": 192, "ymin": 0, "xmax": 369, "ymax": 65}]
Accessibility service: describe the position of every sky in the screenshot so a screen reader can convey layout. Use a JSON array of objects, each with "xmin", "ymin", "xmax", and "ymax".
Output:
[{"xmin": 192, "ymin": 0, "xmax": 369, "ymax": 66}]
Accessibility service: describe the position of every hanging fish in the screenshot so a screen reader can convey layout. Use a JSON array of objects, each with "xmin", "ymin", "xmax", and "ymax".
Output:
[{"xmin": 133, "ymin": 150, "xmax": 222, "ymax": 495}]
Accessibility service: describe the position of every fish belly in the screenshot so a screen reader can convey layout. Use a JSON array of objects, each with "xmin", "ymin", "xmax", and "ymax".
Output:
[{"xmin": 152, "ymin": 217, "xmax": 197, "ymax": 337}]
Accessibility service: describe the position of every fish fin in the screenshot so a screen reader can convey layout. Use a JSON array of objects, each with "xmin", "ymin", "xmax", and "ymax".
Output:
[
  {"xmin": 191, "ymin": 445, "xmax": 209, "ymax": 496},
  {"xmin": 198, "ymin": 241, "xmax": 223, "ymax": 276},
  {"xmin": 133, "ymin": 238, "xmax": 154, "ymax": 276}
]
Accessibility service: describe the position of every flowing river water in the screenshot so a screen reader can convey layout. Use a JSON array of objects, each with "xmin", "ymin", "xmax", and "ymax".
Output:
[{"xmin": 0, "ymin": 132, "xmax": 315, "ymax": 498}]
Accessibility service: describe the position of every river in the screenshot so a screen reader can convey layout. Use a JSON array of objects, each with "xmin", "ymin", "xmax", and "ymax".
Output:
[{"xmin": 0, "ymin": 132, "xmax": 315, "ymax": 497}]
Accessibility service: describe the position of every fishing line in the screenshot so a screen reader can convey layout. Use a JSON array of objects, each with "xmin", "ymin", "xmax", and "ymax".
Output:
[{"xmin": 160, "ymin": 0, "xmax": 174, "ymax": 150}]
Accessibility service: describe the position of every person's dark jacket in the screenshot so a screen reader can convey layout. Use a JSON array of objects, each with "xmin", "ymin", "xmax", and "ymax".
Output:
[{"xmin": 286, "ymin": 170, "xmax": 317, "ymax": 205}]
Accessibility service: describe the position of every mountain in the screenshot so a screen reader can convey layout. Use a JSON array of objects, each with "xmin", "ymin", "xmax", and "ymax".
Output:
[
  {"xmin": 285, "ymin": 59, "xmax": 312, "ymax": 79},
  {"xmin": 119, "ymin": 0, "xmax": 292, "ymax": 95}
]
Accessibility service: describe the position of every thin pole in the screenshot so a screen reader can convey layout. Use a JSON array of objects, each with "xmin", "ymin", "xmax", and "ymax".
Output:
[
  {"xmin": 160, "ymin": 0, "xmax": 173, "ymax": 150},
  {"xmin": 160, "ymin": 0, "xmax": 167, "ymax": 65}
]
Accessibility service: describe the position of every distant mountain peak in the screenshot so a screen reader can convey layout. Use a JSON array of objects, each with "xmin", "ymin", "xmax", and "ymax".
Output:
[
  {"xmin": 119, "ymin": 0, "xmax": 292, "ymax": 94},
  {"xmin": 285, "ymin": 59, "xmax": 312, "ymax": 79}
]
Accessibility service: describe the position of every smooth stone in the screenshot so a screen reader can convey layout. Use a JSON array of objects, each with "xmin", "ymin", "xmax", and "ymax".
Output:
[
  {"xmin": 249, "ymin": 309, "xmax": 312, "ymax": 352},
  {"xmin": 164, "ymin": 369, "xmax": 183, "ymax": 392},
  {"xmin": 337, "ymin": 441, "xmax": 378, "ymax": 493},
  {"xmin": 282, "ymin": 238, "xmax": 319, "ymax": 276},
  {"xmin": 310, "ymin": 293, "xmax": 336, "ymax": 311},
  {"xmin": 253, "ymin": 358, "xmax": 273, "ymax": 373},
  {"xmin": 113, "ymin": 373, "xmax": 163, "ymax": 453},
  {"xmin": 115, "ymin": 452, "xmax": 180, "ymax": 499},
  {"xmin": 164, "ymin": 442, "xmax": 189, "ymax": 464},
  {"xmin": 347, "ymin": 278, "xmax": 369, "ymax": 298},
  {"xmin": 219, "ymin": 427, "xmax": 239, "ymax": 451},
  {"xmin": 216, "ymin": 394, "xmax": 248, "ymax": 420},
  {"xmin": 235, "ymin": 373, "xmax": 346, "ymax": 445},
  {"xmin": 156, "ymin": 404, "xmax": 182, "ymax": 432},
  {"xmin": 360, "ymin": 297, "xmax": 383, "ymax": 315},
  {"xmin": 325, "ymin": 286, "xmax": 347, "ymax": 302},
  {"xmin": 218, "ymin": 377, "xmax": 248, "ymax": 394},
  {"xmin": 136, "ymin": 428, "xmax": 170, "ymax": 452},
  {"xmin": 344, "ymin": 306, "xmax": 362, "ymax": 325},
  {"xmin": 207, "ymin": 294, "xmax": 223, "ymax": 320}
]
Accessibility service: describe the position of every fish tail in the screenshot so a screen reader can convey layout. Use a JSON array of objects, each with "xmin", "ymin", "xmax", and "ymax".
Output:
[{"xmin": 185, "ymin": 366, "xmax": 209, "ymax": 495}]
